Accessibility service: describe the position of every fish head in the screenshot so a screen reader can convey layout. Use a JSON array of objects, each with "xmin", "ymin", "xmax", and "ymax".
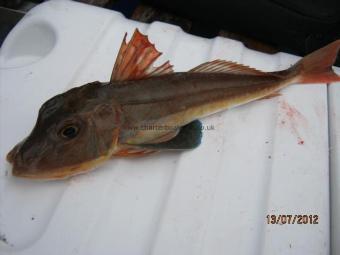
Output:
[{"xmin": 7, "ymin": 82, "xmax": 121, "ymax": 179}]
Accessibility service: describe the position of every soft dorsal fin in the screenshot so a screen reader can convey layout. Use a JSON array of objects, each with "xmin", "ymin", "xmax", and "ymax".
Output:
[
  {"xmin": 110, "ymin": 29, "xmax": 173, "ymax": 81},
  {"xmin": 189, "ymin": 59, "xmax": 267, "ymax": 76}
]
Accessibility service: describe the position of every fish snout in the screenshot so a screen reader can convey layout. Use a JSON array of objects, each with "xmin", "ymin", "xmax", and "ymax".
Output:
[{"xmin": 6, "ymin": 140, "xmax": 41, "ymax": 177}]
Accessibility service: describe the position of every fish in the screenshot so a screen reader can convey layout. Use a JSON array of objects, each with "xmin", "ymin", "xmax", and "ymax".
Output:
[{"xmin": 6, "ymin": 29, "xmax": 340, "ymax": 179}]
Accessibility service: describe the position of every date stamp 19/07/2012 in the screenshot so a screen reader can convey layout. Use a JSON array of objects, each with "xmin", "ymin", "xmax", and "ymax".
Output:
[{"xmin": 266, "ymin": 214, "xmax": 319, "ymax": 225}]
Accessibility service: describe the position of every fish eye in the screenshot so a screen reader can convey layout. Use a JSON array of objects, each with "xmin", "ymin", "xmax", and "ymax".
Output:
[{"xmin": 59, "ymin": 125, "xmax": 79, "ymax": 139}]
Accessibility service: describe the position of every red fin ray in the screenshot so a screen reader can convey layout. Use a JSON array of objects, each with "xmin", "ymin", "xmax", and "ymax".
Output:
[
  {"xmin": 110, "ymin": 29, "xmax": 173, "ymax": 81},
  {"xmin": 189, "ymin": 59, "xmax": 268, "ymax": 76}
]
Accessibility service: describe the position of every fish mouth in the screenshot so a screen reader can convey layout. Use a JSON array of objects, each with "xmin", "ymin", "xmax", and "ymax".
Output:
[
  {"xmin": 6, "ymin": 150, "xmax": 15, "ymax": 164},
  {"xmin": 6, "ymin": 142, "xmax": 22, "ymax": 164},
  {"xmin": 9, "ymin": 155, "xmax": 110, "ymax": 180}
]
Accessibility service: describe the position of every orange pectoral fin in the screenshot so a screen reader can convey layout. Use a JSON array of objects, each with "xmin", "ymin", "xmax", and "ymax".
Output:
[
  {"xmin": 112, "ymin": 148, "xmax": 158, "ymax": 157},
  {"xmin": 257, "ymin": 92, "xmax": 282, "ymax": 101},
  {"xmin": 110, "ymin": 29, "xmax": 173, "ymax": 81}
]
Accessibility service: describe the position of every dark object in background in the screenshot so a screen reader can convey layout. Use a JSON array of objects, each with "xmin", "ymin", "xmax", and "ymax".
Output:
[
  {"xmin": 131, "ymin": 4, "xmax": 278, "ymax": 54},
  {"xmin": 76, "ymin": 0, "xmax": 110, "ymax": 7},
  {"xmin": 0, "ymin": 0, "xmax": 24, "ymax": 9},
  {"xmin": 143, "ymin": 0, "xmax": 340, "ymax": 65},
  {"xmin": 0, "ymin": 7, "xmax": 25, "ymax": 47},
  {"xmin": 132, "ymin": 5, "xmax": 192, "ymax": 33}
]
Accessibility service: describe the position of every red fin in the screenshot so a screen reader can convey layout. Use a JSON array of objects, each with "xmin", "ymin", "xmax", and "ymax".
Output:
[
  {"xmin": 258, "ymin": 92, "xmax": 282, "ymax": 100},
  {"xmin": 112, "ymin": 148, "xmax": 157, "ymax": 157},
  {"xmin": 189, "ymin": 59, "xmax": 267, "ymax": 76},
  {"xmin": 110, "ymin": 29, "xmax": 173, "ymax": 81},
  {"xmin": 288, "ymin": 40, "xmax": 340, "ymax": 84}
]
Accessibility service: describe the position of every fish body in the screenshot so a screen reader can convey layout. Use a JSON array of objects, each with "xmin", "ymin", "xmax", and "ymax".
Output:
[
  {"xmin": 109, "ymin": 72, "xmax": 289, "ymax": 144},
  {"xmin": 6, "ymin": 29, "xmax": 340, "ymax": 179}
]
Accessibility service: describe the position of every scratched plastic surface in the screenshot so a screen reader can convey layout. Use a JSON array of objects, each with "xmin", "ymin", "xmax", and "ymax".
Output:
[{"xmin": 0, "ymin": 1, "xmax": 339, "ymax": 254}]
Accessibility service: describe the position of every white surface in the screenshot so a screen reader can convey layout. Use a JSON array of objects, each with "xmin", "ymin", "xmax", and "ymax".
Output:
[{"xmin": 0, "ymin": 1, "xmax": 338, "ymax": 254}]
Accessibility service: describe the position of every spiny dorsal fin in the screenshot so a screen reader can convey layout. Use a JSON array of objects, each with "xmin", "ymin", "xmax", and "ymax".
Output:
[
  {"xmin": 189, "ymin": 59, "xmax": 267, "ymax": 76},
  {"xmin": 110, "ymin": 29, "xmax": 173, "ymax": 81}
]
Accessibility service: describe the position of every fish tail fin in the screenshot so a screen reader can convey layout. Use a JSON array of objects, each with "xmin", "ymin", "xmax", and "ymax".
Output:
[{"xmin": 290, "ymin": 40, "xmax": 340, "ymax": 84}]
